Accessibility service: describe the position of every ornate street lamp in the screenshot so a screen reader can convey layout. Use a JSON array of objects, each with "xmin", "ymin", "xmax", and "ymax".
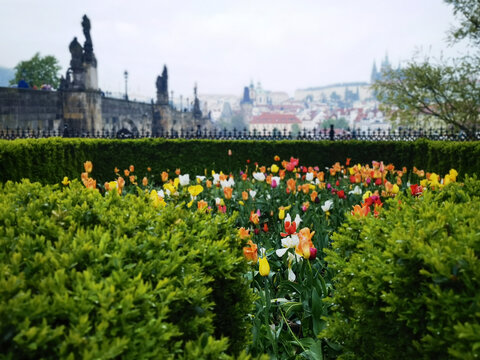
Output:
[{"xmin": 124, "ymin": 70, "xmax": 128, "ymax": 100}]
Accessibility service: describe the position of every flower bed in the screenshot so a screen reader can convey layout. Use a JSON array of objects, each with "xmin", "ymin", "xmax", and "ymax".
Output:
[{"xmin": 72, "ymin": 154, "xmax": 467, "ymax": 359}]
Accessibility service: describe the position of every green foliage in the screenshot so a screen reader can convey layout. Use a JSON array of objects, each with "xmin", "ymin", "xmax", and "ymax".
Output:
[
  {"xmin": 1, "ymin": 138, "xmax": 479, "ymax": 185},
  {"xmin": 444, "ymin": 0, "xmax": 480, "ymax": 45},
  {"xmin": 373, "ymin": 59, "xmax": 480, "ymax": 134},
  {"xmin": 321, "ymin": 117, "xmax": 349, "ymax": 130},
  {"xmin": 0, "ymin": 180, "xmax": 254, "ymax": 358},
  {"xmin": 322, "ymin": 178, "xmax": 480, "ymax": 359},
  {"xmin": 9, "ymin": 52, "xmax": 61, "ymax": 89}
]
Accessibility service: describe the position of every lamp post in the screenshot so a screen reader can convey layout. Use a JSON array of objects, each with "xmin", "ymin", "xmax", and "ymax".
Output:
[{"xmin": 124, "ymin": 70, "xmax": 128, "ymax": 100}]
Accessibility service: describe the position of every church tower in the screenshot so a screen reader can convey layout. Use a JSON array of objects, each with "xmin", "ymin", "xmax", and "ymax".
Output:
[
  {"xmin": 240, "ymin": 86, "xmax": 253, "ymax": 126},
  {"xmin": 370, "ymin": 61, "xmax": 379, "ymax": 83}
]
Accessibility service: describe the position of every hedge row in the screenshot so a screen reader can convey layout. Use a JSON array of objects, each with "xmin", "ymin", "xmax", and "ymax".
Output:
[
  {"xmin": 0, "ymin": 138, "xmax": 479, "ymax": 184},
  {"xmin": 323, "ymin": 178, "xmax": 480, "ymax": 359},
  {"xmin": 0, "ymin": 180, "xmax": 257, "ymax": 359}
]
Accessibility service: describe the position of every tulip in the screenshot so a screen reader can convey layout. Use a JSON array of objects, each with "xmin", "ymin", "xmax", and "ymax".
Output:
[
  {"xmin": 296, "ymin": 228, "xmax": 315, "ymax": 259},
  {"xmin": 271, "ymin": 164, "xmax": 279, "ymax": 173},
  {"xmin": 238, "ymin": 227, "xmax": 250, "ymax": 240},
  {"xmin": 188, "ymin": 184, "xmax": 204, "ymax": 198},
  {"xmin": 197, "ymin": 200, "xmax": 208, "ymax": 211},
  {"xmin": 129, "ymin": 165, "xmax": 134, "ymax": 172},
  {"xmin": 258, "ymin": 248, "xmax": 270, "ymax": 276},
  {"xmin": 179, "ymin": 174, "xmax": 190, "ymax": 186},
  {"xmin": 253, "ymin": 172, "xmax": 266, "ymax": 182},
  {"xmin": 321, "ymin": 199, "xmax": 333, "ymax": 212},
  {"xmin": 223, "ymin": 187, "xmax": 233, "ymax": 200},
  {"xmin": 243, "ymin": 240, "xmax": 258, "ymax": 263},
  {"xmin": 62, "ymin": 177, "xmax": 70, "ymax": 186},
  {"xmin": 142, "ymin": 177, "xmax": 148, "ymax": 186},
  {"xmin": 84, "ymin": 161, "xmax": 93, "ymax": 173},
  {"xmin": 161, "ymin": 171, "xmax": 169, "ymax": 182}
]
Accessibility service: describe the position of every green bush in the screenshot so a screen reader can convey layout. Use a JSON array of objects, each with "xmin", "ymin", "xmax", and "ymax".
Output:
[
  {"xmin": 322, "ymin": 178, "xmax": 480, "ymax": 359},
  {"xmin": 0, "ymin": 138, "xmax": 479, "ymax": 184},
  {"xmin": 0, "ymin": 180, "xmax": 255, "ymax": 359}
]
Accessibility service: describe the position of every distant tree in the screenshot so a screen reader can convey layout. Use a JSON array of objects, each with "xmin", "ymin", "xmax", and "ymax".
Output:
[
  {"xmin": 215, "ymin": 113, "xmax": 246, "ymax": 131},
  {"xmin": 444, "ymin": 0, "xmax": 480, "ymax": 45},
  {"xmin": 291, "ymin": 124, "xmax": 300, "ymax": 136},
  {"xmin": 10, "ymin": 52, "xmax": 61, "ymax": 89},
  {"xmin": 372, "ymin": 0, "xmax": 480, "ymax": 136},
  {"xmin": 373, "ymin": 58, "xmax": 480, "ymax": 134},
  {"xmin": 322, "ymin": 117, "xmax": 349, "ymax": 130}
]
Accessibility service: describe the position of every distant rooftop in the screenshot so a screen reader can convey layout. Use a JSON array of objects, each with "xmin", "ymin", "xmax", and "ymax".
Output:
[{"xmin": 299, "ymin": 82, "xmax": 369, "ymax": 91}]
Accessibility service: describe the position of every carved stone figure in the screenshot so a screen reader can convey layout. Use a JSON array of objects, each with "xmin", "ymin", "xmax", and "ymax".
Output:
[
  {"xmin": 69, "ymin": 37, "xmax": 83, "ymax": 71},
  {"xmin": 82, "ymin": 15, "xmax": 95, "ymax": 64}
]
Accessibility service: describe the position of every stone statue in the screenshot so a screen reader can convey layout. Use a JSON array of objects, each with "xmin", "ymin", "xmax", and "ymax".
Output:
[
  {"xmin": 69, "ymin": 37, "xmax": 83, "ymax": 71},
  {"xmin": 82, "ymin": 15, "xmax": 95, "ymax": 64},
  {"xmin": 156, "ymin": 65, "xmax": 168, "ymax": 94},
  {"xmin": 82, "ymin": 15, "xmax": 91, "ymax": 44}
]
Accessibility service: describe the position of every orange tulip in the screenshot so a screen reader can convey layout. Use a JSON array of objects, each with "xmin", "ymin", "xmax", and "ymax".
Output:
[
  {"xmin": 301, "ymin": 183, "xmax": 310, "ymax": 194},
  {"xmin": 175, "ymin": 168, "xmax": 181, "ymax": 175},
  {"xmin": 286, "ymin": 178, "xmax": 296, "ymax": 194},
  {"xmin": 206, "ymin": 179, "xmax": 212, "ymax": 188},
  {"xmin": 243, "ymin": 240, "xmax": 258, "ymax": 263},
  {"xmin": 310, "ymin": 190, "xmax": 318, "ymax": 202},
  {"xmin": 242, "ymin": 191, "xmax": 249, "ymax": 201},
  {"xmin": 224, "ymin": 187, "xmax": 233, "ymax": 200},
  {"xmin": 352, "ymin": 204, "xmax": 370, "ymax": 217},
  {"xmin": 296, "ymin": 227, "xmax": 315, "ymax": 259},
  {"xmin": 129, "ymin": 175, "xmax": 136, "ymax": 184},
  {"xmin": 161, "ymin": 171, "xmax": 169, "ymax": 182},
  {"xmin": 238, "ymin": 227, "xmax": 250, "ymax": 240},
  {"xmin": 117, "ymin": 177, "xmax": 125, "ymax": 194},
  {"xmin": 250, "ymin": 210, "xmax": 260, "ymax": 225},
  {"xmin": 129, "ymin": 165, "xmax": 134, "ymax": 172},
  {"xmin": 142, "ymin": 177, "xmax": 148, "ymax": 186},
  {"xmin": 84, "ymin": 161, "xmax": 93, "ymax": 173},
  {"xmin": 124, "ymin": 169, "xmax": 130, "ymax": 177},
  {"xmin": 197, "ymin": 200, "xmax": 208, "ymax": 211}
]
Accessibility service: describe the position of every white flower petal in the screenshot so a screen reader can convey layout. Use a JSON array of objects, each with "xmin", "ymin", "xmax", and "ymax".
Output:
[{"xmin": 276, "ymin": 248, "xmax": 289, "ymax": 257}]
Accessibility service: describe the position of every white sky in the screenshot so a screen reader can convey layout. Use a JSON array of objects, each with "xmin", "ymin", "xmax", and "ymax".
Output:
[{"xmin": 0, "ymin": 0, "xmax": 468, "ymax": 99}]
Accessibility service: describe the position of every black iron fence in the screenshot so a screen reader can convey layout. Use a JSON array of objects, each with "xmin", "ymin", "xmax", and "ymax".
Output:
[{"xmin": 0, "ymin": 125, "xmax": 479, "ymax": 141}]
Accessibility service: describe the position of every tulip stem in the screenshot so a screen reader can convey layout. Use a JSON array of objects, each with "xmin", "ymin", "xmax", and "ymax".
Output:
[{"xmin": 279, "ymin": 307, "xmax": 306, "ymax": 352}]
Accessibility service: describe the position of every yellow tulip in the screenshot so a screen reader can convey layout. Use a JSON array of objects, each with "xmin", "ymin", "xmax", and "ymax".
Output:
[
  {"xmin": 449, "ymin": 169, "xmax": 458, "ymax": 182},
  {"xmin": 259, "ymin": 256, "xmax": 270, "ymax": 276},
  {"xmin": 392, "ymin": 184, "xmax": 399, "ymax": 194},
  {"xmin": 188, "ymin": 185, "xmax": 204, "ymax": 198},
  {"xmin": 362, "ymin": 191, "xmax": 372, "ymax": 201},
  {"xmin": 62, "ymin": 177, "xmax": 70, "ymax": 186},
  {"xmin": 271, "ymin": 164, "xmax": 279, "ymax": 173}
]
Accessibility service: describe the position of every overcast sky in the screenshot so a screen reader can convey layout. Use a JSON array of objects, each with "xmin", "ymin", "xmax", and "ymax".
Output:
[{"xmin": 0, "ymin": 0, "xmax": 468, "ymax": 99}]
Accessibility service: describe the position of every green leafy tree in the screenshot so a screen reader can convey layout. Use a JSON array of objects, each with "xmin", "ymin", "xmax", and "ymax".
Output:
[
  {"xmin": 322, "ymin": 116, "xmax": 349, "ymax": 130},
  {"xmin": 372, "ymin": 0, "xmax": 480, "ymax": 136},
  {"xmin": 445, "ymin": 0, "xmax": 480, "ymax": 45},
  {"xmin": 10, "ymin": 52, "xmax": 61, "ymax": 89}
]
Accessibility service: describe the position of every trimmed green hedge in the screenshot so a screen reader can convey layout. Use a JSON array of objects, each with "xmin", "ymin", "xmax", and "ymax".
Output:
[
  {"xmin": 0, "ymin": 138, "xmax": 479, "ymax": 184},
  {"xmin": 322, "ymin": 178, "xmax": 480, "ymax": 359},
  {"xmin": 0, "ymin": 180, "xmax": 256, "ymax": 359}
]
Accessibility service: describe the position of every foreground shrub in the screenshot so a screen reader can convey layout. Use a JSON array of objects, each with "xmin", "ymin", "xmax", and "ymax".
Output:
[
  {"xmin": 322, "ymin": 177, "xmax": 480, "ymax": 359},
  {"xmin": 0, "ymin": 180, "xmax": 255, "ymax": 359}
]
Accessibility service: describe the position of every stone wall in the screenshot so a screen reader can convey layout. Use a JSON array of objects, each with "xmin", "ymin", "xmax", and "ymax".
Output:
[
  {"xmin": 0, "ymin": 87, "xmax": 61, "ymax": 130},
  {"xmin": 101, "ymin": 96, "xmax": 154, "ymax": 134}
]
